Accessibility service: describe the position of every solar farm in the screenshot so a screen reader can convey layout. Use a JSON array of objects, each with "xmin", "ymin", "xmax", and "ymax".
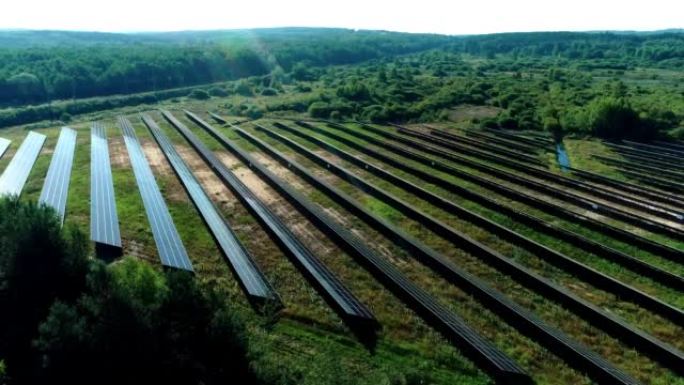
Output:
[{"xmin": 0, "ymin": 110, "xmax": 682, "ymax": 385}]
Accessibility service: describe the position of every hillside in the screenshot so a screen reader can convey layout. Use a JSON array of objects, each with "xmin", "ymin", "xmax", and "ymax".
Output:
[{"xmin": 0, "ymin": 28, "xmax": 683, "ymax": 385}]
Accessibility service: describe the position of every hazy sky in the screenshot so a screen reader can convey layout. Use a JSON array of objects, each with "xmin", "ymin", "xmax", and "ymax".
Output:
[{"xmin": 1, "ymin": 0, "xmax": 682, "ymax": 34}]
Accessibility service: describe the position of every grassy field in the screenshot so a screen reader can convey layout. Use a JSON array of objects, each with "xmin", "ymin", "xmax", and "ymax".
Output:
[{"xmin": 0, "ymin": 88, "xmax": 683, "ymax": 384}]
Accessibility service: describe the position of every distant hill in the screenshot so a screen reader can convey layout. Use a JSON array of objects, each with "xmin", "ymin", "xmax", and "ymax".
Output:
[
  {"xmin": 0, "ymin": 28, "xmax": 681, "ymax": 111},
  {"xmin": 0, "ymin": 27, "xmax": 447, "ymax": 48}
]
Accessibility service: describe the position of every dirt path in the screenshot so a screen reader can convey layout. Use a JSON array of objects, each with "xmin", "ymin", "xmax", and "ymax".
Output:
[{"xmin": 109, "ymin": 137, "xmax": 129, "ymax": 168}]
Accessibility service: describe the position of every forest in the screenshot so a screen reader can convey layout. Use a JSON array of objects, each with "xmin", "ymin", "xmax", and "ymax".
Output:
[{"xmin": 0, "ymin": 28, "xmax": 682, "ymax": 139}]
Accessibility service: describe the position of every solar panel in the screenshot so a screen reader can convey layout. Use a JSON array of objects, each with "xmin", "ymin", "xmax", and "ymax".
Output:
[
  {"xmin": 169, "ymin": 110, "xmax": 376, "ymax": 335},
  {"xmin": 118, "ymin": 116, "xmax": 193, "ymax": 271},
  {"xmin": 0, "ymin": 131, "xmax": 46, "ymax": 197},
  {"xmin": 0, "ymin": 138, "xmax": 10, "ymax": 159},
  {"xmin": 39, "ymin": 127, "xmax": 77, "ymax": 224},
  {"xmin": 141, "ymin": 113, "xmax": 278, "ymax": 307},
  {"xmin": 90, "ymin": 122, "xmax": 122, "ymax": 249}
]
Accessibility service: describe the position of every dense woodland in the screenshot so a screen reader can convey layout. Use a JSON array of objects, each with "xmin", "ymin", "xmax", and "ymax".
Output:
[
  {"xmin": 0, "ymin": 29, "xmax": 451, "ymax": 104},
  {"xmin": 0, "ymin": 28, "xmax": 683, "ymax": 138},
  {"xmin": 0, "ymin": 198, "xmax": 282, "ymax": 385}
]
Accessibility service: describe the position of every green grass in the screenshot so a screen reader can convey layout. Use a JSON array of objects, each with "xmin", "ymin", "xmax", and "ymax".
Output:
[
  {"xmin": 3, "ymin": 104, "xmax": 684, "ymax": 385},
  {"xmin": 261, "ymin": 121, "xmax": 684, "ymax": 384}
]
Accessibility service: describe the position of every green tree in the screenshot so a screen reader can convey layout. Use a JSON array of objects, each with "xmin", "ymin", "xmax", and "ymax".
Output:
[
  {"xmin": 585, "ymin": 97, "xmax": 646, "ymax": 139},
  {"xmin": 34, "ymin": 258, "xmax": 258, "ymax": 385},
  {"xmin": 0, "ymin": 198, "xmax": 89, "ymax": 382}
]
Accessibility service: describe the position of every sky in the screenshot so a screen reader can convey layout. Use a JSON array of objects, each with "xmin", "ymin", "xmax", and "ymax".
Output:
[{"xmin": 1, "ymin": 0, "xmax": 682, "ymax": 35}]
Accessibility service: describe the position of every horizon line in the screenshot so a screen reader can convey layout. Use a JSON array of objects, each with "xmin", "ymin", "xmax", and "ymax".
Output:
[{"xmin": 0, "ymin": 26, "xmax": 682, "ymax": 37}]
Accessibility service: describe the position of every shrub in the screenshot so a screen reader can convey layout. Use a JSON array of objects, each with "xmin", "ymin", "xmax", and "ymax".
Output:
[
  {"xmin": 308, "ymin": 101, "xmax": 331, "ymax": 118},
  {"xmin": 234, "ymin": 80, "xmax": 254, "ymax": 96},
  {"xmin": 187, "ymin": 89, "xmax": 210, "ymax": 100},
  {"xmin": 34, "ymin": 258, "xmax": 259, "ymax": 385},
  {"xmin": 260, "ymin": 87, "xmax": 278, "ymax": 96},
  {"xmin": 295, "ymin": 84, "xmax": 312, "ymax": 92},
  {"xmin": 0, "ymin": 197, "xmax": 89, "ymax": 381},
  {"xmin": 208, "ymin": 86, "xmax": 229, "ymax": 97},
  {"xmin": 668, "ymin": 126, "xmax": 684, "ymax": 140}
]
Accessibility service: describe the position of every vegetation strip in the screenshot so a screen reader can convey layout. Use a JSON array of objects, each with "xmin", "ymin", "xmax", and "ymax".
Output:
[
  {"xmin": 428, "ymin": 127, "xmax": 546, "ymax": 166},
  {"xmin": 605, "ymin": 142, "xmax": 684, "ymax": 164},
  {"xmin": 421, "ymin": 126, "xmax": 684, "ymax": 221},
  {"xmin": 118, "ymin": 116, "xmax": 194, "ymax": 271},
  {"xmin": 297, "ymin": 121, "xmax": 684, "ymax": 267},
  {"xmin": 393, "ymin": 124, "xmax": 544, "ymax": 166},
  {"xmin": 482, "ymin": 129, "xmax": 554, "ymax": 148},
  {"xmin": 186, "ymin": 111, "xmax": 533, "ymax": 385},
  {"xmin": 297, "ymin": 120, "xmax": 684, "ymax": 323},
  {"xmin": 143, "ymin": 112, "xmax": 280, "ymax": 309},
  {"xmin": 272, "ymin": 122, "xmax": 684, "ymax": 291},
  {"xmin": 262, "ymin": 121, "xmax": 684, "ymax": 371},
  {"xmin": 464, "ymin": 131, "xmax": 542, "ymax": 154},
  {"xmin": 166, "ymin": 110, "xmax": 379, "ymax": 340},
  {"xmin": 364, "ymin": 123, "xmax": 684, "ymax": 239},
  {"xmin": 569, "ymin": 168, "xmax": 684, "ymax": 210},
  {"xmin": 624, "ymin": 140, "xmax": 684, "ymax": 157},
  {"xmin": 617, "ymin": 167, "xmax": 684, "ymax": 193},
  {"xmin": 594, "ymin": 154, "xmax": 684, "ymax": 183},
  {"xmin": 245, "ymin": 122, "xmax": 649, "ymax": 385},
  {"xmin": 334, "ymin": 121, "xmax": 684, "ymax": 247},
  {"xmin": 615, "ymin": 152, "xmax": 684, "ymax": 173},
  {"xmin": 38, "ymin": 127, "xmax": 77, "ymax": 224}
]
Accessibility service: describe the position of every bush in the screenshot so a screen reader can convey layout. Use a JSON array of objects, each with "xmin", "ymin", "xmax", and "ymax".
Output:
[
  {"xmin": 246, "ymin": 105, "xmax": 264, "ymax": 119},
  {"xmin": 0, "ymin": 197, "xmax": 89, "ymax": 381},
  {"xmin": 187, "ymin": 89, "xmax": 210, "ymax": 100},
  {"xmin": 295, "ymin": 84, "xmax": 312, "ymax": 92},
  {"xmin": 208, "ymin": 86, "xmax": 229, "ymax": 97},
  {"xmin": 234, "ymin": 80, "xmax": 254, "ymax": 96},
  {"xmin": 308, "ymin": 101, "xmax": 331, "ymax": 118},
  {"xmin": 668, "ymin": 126, "xmax": 684, "ymax": 140},
  {"xmin": 260, "ymin": 87, "xmax": 278, "ymax": 96},
  {"xmin": 34, "ymin": 258, "xmax": 259, "ymax": 385}
]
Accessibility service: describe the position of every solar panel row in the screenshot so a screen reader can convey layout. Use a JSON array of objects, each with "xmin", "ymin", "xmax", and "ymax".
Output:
[
  {"xmin": 90, "ymin": 122, "xmax": 122, "ymax": 249},
  {"xmin": 118, "ymin": 116, "xmax": 193, "ymax": 271},
  {"xmin": 0, "ymin": 137, "xmax": 10, "ymax": 160},
  {"xmin": 246, "ymin": 123, "xmax": 649, "ymax": 384},
  {"xmin": 0, "ymin": 131, "xmax": 46, "ymax": 197},
  {"xmin": 141, "ymin": 113, "xmax": 279, "ymax": 307},
  {"xmin": 189, "ymin": 114, "xmax": 530, "ymax": 384},
  {"xmin": 39, "ymin": 127, "xmax": 77, "ymax": 224},
  {"xmin": 172, "ymin": 110, "xmax": 377, "ymax": 335}
]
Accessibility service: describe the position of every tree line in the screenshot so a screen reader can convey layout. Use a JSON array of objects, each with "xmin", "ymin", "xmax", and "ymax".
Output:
[{"xmin": 0, "ymin": 28, "xmax": 452, "ymax": 106}]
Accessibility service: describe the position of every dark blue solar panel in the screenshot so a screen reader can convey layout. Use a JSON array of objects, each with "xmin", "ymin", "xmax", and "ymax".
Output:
[
  {"xmin": 90, "ymin": 122, "xmax": 122, "ymax": 248},
  {"xmin": 118, "ymin": 116, "xmax": 193, "ymax": 271},
  {"xmin": 39, "ymin": 127, "xmax": 77, "ymax": 224},
  {"xmin": 0, "ymin": 132, "xmax": 46, "ymax": 197},
  {"xmin": 141, "ymin": 113, "xmax": 277, "ymax": 305}
]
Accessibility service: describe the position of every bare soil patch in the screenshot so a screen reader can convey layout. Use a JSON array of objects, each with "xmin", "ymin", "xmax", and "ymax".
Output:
[
  {"xmin": 216, "ymin": 152, "xmax": 243, "ymax": 169},
  {"xmin": 235, "ymin": 168, "xmax": 279, "ymax": 204},
  {"xmin": 176, "ymin": 145, "xmax": 237, "ymax": 211},
  {"xmin": 109, "ymin": 137, "xmax": 129, "ymax": 168},
  {"xmin": 141, "ymin": 140, "xmax": 172, "ymax": 176}
]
